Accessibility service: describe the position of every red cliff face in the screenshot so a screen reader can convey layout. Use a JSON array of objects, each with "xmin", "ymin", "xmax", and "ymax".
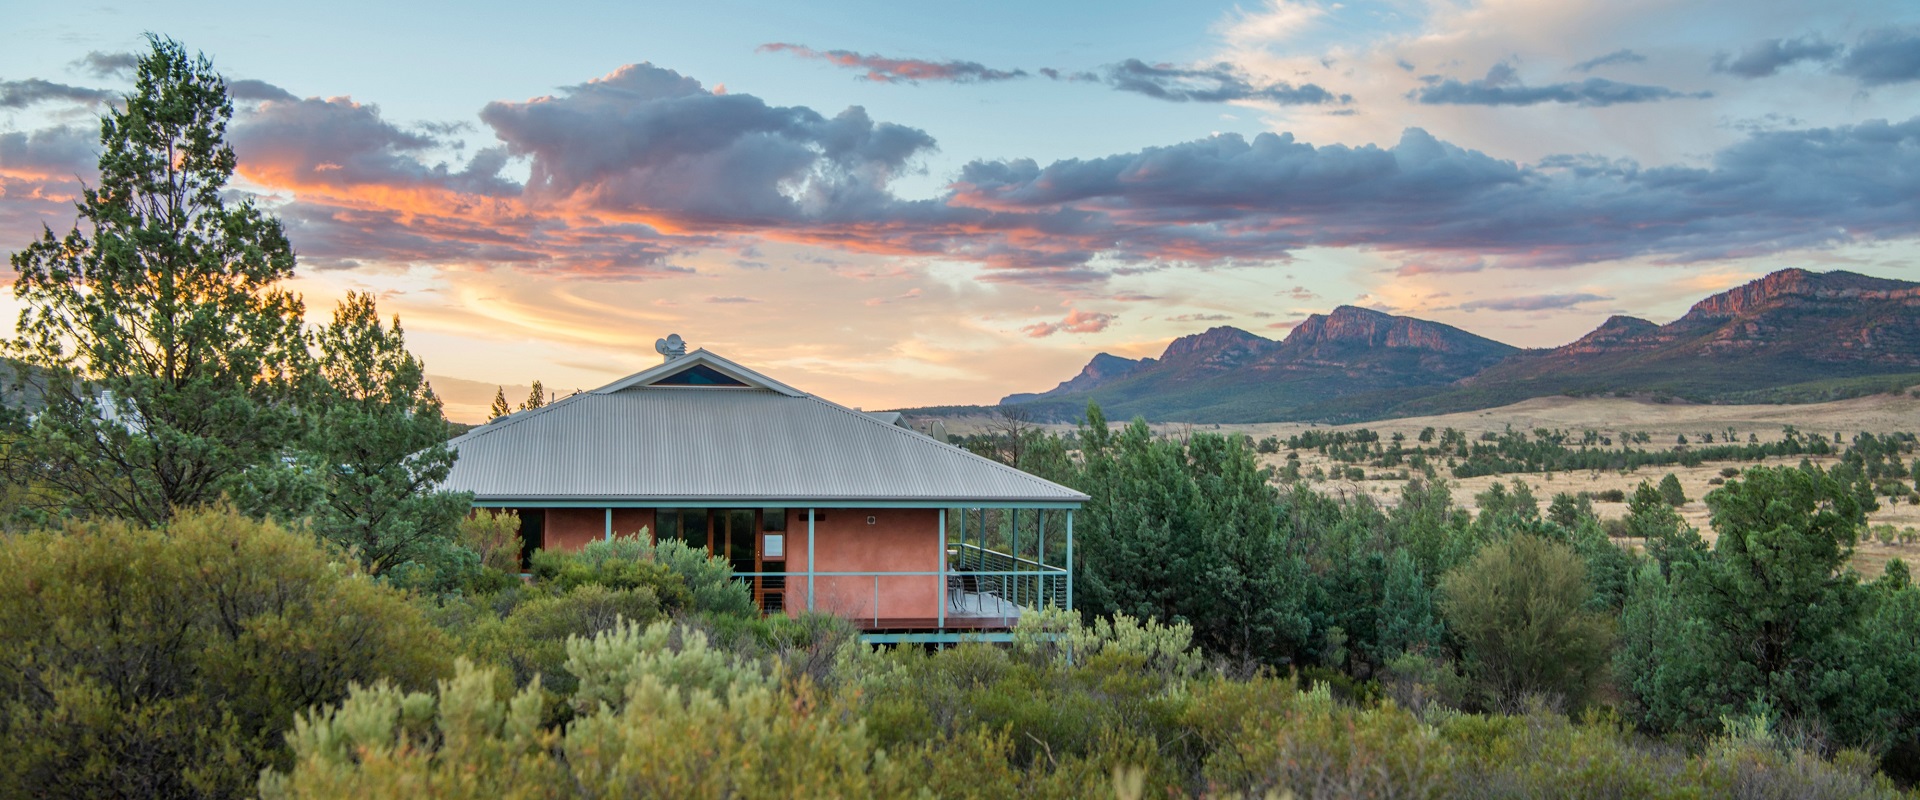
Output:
[
  {"xmin": 1158, "ymin": 326, "xmax": 1275, "ymax": 363},
  {"xmin": 1677, "ymin": 269, "xmax": 1920, "ymax": 326},
  {"xmin": 1285, "ymin": 306, "xmax": 1506, "ymax": 355}
]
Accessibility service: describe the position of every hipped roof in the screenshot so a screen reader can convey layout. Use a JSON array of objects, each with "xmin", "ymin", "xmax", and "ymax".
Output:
[{"xmin": 441, "ymin": 350, "xmax": 1087, "ymax": 507}]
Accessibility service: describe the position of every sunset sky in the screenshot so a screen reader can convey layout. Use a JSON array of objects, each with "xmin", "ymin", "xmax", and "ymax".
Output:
[{"xmin": 3, "ymin": 0, "xmax": 1918, "ymax": 421}]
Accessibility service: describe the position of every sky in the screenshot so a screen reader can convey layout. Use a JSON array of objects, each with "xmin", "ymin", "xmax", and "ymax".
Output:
[{"xmin": 2, "ymin": 0, "xmax": 1918, "ymax": 421}]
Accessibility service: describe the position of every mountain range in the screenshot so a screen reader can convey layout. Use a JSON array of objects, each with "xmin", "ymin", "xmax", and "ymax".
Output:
[{"xmin": 988, "ymin": 269, "xmax": 1920, "ymax": 423}]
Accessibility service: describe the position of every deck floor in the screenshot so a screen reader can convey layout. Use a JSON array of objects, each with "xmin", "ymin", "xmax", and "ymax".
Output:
[
  {"xmin": 851, "ymin": 590, "xmax": 1028, "ymax": 632},
  {"xmin": 947, "ymin": 590, "xmax": 1024, "ymax": 620}
]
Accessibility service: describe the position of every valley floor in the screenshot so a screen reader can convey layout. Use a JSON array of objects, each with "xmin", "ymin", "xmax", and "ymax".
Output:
[{"xmin": 937, "ymin": 389, "xmax": 1920, "ymax": 577}]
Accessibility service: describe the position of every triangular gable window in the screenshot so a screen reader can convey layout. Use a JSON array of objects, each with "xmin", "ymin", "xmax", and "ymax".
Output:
[{"xmin": 652, "ymin": 363, "xmax": 748, "ymax": 387}]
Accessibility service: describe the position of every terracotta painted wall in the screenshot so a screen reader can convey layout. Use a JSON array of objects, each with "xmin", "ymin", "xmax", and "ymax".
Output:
[
  {"xmin": 612, "ymin": 508, "xmax": 654, "ymax": 541},
  {"xmin": 543, "ymin": 508, "xmax": 604, "ymax": 553},
  {"xmin": 795, "ymin": 508, "xmax": 941, "ymax": 622}
]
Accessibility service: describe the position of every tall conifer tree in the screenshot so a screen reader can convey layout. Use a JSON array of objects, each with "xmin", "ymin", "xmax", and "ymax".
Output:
[{"xmin": 8, "ymin": 36, "xmax": 306, "ymax": 525}]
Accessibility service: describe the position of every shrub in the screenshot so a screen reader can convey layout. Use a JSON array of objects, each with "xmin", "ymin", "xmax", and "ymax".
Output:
[
  {"xmin": 1720, "ymin": 467, "xmax": 1742, "ymax": 479},
  {"xmin": 476, "ymin": 585, "xmax": 667, "ymax": 699},
  {"xmin": 529, "ymin": 541, "xmax": 692, "ymax": 612},
  {"xmin": 1439, "ymin": 535, "xmax": 1615, "ymax": 711},
  {"xmin": 265, "ymin": 626, "xmax": 901, "ymax": 799},
  {"xmin": 460, "ymin": 508, "xmax": 523, "ymax": 572},
  {"xmin": 0, "ymin": 509, "xmax": 450, "ymax": 799}
]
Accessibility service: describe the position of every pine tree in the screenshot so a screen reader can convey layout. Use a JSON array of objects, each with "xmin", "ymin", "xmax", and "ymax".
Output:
[
  {"xmin": 301, "ymin": 292, "xmax": 469, "ymax": 575},
  {"xmin": 1657, "ymin": 472, "xmax": 1688, "ymax": 507},
  {"xmin": 488, "ymin": 387, "xmax": 511, "ymax": 420},
  {"xmin": 7, "ymin": 36, "xmax": 306, "ymax": 525},
  {"xmin": 520, "ymin": 380, "xmax": 546, "ymax": 411}
]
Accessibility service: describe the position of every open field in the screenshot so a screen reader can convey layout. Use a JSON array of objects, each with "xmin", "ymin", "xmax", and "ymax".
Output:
[{"xmin": 922, "ymin": 389, "xmax": 1920, "ymax": 576}]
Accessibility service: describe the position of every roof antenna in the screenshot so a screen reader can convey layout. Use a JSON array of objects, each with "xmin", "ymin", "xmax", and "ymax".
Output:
[{"xmin": 654, "ymin": 333, "xmax": 687, "ymax": 362}]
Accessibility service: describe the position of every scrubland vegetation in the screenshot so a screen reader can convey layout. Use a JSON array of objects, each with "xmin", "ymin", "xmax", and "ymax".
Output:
[{"xmin": 4, "ymin": 34, "xmax": 1919, "ymax": 800}]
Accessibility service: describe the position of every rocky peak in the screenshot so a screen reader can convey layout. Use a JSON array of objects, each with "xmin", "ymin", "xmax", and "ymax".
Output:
[
  {"xmin": 1159, "ymin": 326, "xmax": 1275, "ymax": 363},
  {"xmin": 1678, "ymin": 269, "xmax": 1920, "ymax": 326},
  {"xmin": 1284, "ymin": 305, "xmax": 1510, "ymax": 355},
  {"xmin": 1559, "ymin": 315, "xmax": 1660, "ymax": 354}
]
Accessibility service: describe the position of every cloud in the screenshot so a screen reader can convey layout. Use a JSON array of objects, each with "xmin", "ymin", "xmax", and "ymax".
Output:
[
  {"xmin": 479, "ymin": 63, "xmax": 938, "ymax": 230},
  {"xmin": 229, "ymin": 78, "xmax": 299, "ymax": 102},
  {"xmin": 1095, "ymin": 59, "xmax": 1345, "ymax": 104},
  {"xmin": 1220, "ymin": 0, "xmax": 1327, "ymax": 48},
  {"xmin": 59, "ymin": 57, "xmax": 1915, "ymax": 287},
  {"xmin": 0, "ymin": 126, "xmax": 97, "ymax": 178},
  {"xmin": 1022, "ymin": 309, "xmax": 1115, "ymax": 337},
  {"xmin": 1415, "ymin": 64, "xmax": 1708, "ymax": 107},
  {"xmin": 1279, "ymin": 285, "xmax": 1317, "ymax": 300},
  {"xmin": 705, "ymin": 295, "xmax": 758, "ymax": 303},
  {"xmin": 1837, "ymin": 26, "xmax": 1920, "ymax": 86},
  {"xmin": 952, "ymin": 116, "xmax": 1920, "ymax": 268},
  {"xmin": 1393, "ymin": 255, "xmax": 1486, "ymax": 276},
  {"xmin": 231, "ymin": 93, "xmax": 515, "ymax": 197},
  {"xmin": 1166, "ymin": 313, "xmax": 1231, "ymax": 322},
  {"xmin": 1459, "ymin": 292, "xmax": 1610, "ymax": 312},
  {"xmin": 0, "ymin": 78, "xmax": 114, "ymax": 108},
  {"xmin": 1570, "ymin": 49, "xmax": 1646, "ymax": 73},
  {"xmin": 1713, "ymin": 36, "xmax": 1842, "ymax": 78},
  {"xmin": 757, "ymin": 43, "xmax": 1027, "ymax": 83},
  {"xmin": 71, "ymin": 50, "xmax": 138, "ymax": 78}
]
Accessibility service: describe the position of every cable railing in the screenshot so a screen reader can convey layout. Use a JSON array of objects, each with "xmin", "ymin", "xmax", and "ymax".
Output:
[
  {"xmin": 951, "ymin": 543, "xmax": 1068, "ymax": 611},
  {"xmin": 733, "ymin": 563, "xmax": 1067, "ymax": 628}
]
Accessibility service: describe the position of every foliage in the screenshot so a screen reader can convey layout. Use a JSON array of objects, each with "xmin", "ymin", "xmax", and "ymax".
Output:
[
  {"xmin": 518, "ymin": 380, "xmax": 546, "ymax": 411},
  {"xmin": 1070, "ymin": 403, "xmax": 1312, "ymax": 665},
  {"xmin": 7, "ymin": 36, "xmax": 307, "ymax": 526},
  {"xmin": 1616, "ymin": 465, "xmax": 1920, "ymax": 764},
  {"xmin": 1657, "ymin": 472, "xmax": 1689, "ymax": 506},
  {"xmin": 1627, "ymin": 479, "xmax": 1707, "ymax": 573},
  {"xmin": 298, "ymin": 292, "xmax": 470, "ymax": 575},
  {"xmin": 0, "ymin": 508, "xmax": 449, "ymax": 799},
  {"xmin": 460, "ymin": 508, "xmax": 523, "ymax": 573},
  {"xmin": 488, "ymin": 387, "xmax": 510, "ymax": 421},
  {"xmin": 528, "ymin": 537, "xmax": 747, "ymax": 617},
  {"xmin": 1439, "ymin": 534, "xmax": 1615, "ymax": 711}
]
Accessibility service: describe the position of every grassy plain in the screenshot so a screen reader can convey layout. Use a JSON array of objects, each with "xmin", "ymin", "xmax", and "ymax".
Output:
[{"xmin": 932, "ymin": 389, "xmax": 1920, "ymax": 576}]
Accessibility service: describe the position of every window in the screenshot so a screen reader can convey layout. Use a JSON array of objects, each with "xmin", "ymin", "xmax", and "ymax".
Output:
[{"xmin": 652, "ymin": 364, "xmax": 747, "ymax": 387}]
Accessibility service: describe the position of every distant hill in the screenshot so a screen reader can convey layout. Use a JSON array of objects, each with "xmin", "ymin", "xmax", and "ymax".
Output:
[
  {"xmin": 972, "ymin": 269, "xmax": 1920, "ymax": 424},
  {"xmin": 996, "ymin": 306, "xmax": 1517, "ymax": 423}
]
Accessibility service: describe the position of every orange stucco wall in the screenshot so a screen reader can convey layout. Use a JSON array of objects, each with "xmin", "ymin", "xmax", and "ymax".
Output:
[
  {"xmin": 542, "ymin": 508, "xmax": 603, "ymax": 553},
  {"xmin": 518, "ymin": 505, "xmax": 943, "ymax": 623},
  {"xmin": 612, "ymin": 508, "xmax": 654, "ymax": 541},
  {"xmin": 792, "ymin": 508, "xmax": 941, "ymax": 622},
  {"xmin": 536, "ymin": 508, "xmax": 655, "ymax": 553}
]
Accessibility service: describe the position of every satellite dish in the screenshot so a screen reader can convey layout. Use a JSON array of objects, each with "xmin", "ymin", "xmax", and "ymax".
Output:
[{"xmin": 654, "ymin": 333, "xmax": 687, "ymax": 361}]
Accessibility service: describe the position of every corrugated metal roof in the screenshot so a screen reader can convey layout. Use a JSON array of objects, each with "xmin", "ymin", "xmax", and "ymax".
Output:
[{"xmin": 442, "ymin": 356, "xmax": 1086, "ymax": 506}]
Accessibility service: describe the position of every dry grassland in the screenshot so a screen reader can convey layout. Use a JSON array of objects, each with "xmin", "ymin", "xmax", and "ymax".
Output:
[{"xmin": 936, "ymin": 390, "xmax": 1920, "ymax": 576}]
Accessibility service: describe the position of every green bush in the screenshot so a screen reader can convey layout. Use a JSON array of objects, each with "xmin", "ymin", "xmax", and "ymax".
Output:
[
  {"xmin": 482, "ymin": 585, "xmax": 666, "ymax": 699},
  {"xmin": 0, "ymin": 508, "xmax": 450, "ymax": 799},
  {"xmin": 1439, "ymin": 534, "xmax": 1615, "ymax": 711},
  {"xmin": 531, "ymin": 537, "xmax": 752, "ymax": 618}
]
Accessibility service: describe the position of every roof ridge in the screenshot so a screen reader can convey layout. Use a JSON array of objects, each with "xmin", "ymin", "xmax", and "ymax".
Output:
[{"xmin": 801, "ymin": 394, "xmax": 1086, "ymax": 498}]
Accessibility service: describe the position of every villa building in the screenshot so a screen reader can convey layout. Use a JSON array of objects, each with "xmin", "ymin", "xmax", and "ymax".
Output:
[{"xmin": 439, "ymin": 340, "xmax": 1086, "ymax": 642}]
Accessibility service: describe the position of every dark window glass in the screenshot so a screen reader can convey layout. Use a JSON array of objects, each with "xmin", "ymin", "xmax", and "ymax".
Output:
[
  {"xmin": 727, "ymin": 509, "xmax": 756, "ymax": 573},
  {"xmin": 671, "ymin": 508, "xmax": 709, "ymax": 554},
  {"xmin": 652, "ymin": 364, "xmax": 747, "ymax": 387},
  {"xmin": 761, "ymin": 508, "xmax": 787, "ymax": 532},
  {"xmin": 656, "ymin": 508, "xmax": 679, "ymax": 542}
]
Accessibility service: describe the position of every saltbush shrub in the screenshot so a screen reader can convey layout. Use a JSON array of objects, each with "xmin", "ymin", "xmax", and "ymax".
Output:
[{"xmin": 0, "ymin": 509, "xmax": 450, "ymax": 799}]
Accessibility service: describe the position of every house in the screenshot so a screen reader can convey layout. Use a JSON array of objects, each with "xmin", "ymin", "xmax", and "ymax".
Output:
[{"xmin": 440, "ymin": 340, "xmax": 1087, "ymax": 642}]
